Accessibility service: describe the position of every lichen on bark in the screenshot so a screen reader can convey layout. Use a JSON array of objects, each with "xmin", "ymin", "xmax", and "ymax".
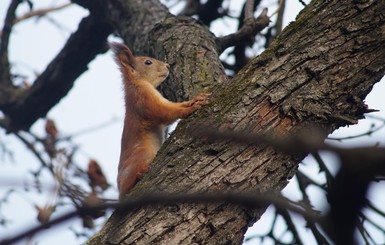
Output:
[{"xmin": 88, "ymin": 0, "xmax": 385, "ymax": 244}]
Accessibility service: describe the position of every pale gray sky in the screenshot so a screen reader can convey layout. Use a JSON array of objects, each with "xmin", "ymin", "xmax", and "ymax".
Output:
[{"xmin": 0, "ymin": 1, "xmax": 384, "ymax": 244}]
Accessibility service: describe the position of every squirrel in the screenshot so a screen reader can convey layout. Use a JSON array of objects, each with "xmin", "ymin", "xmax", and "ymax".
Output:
[{"xmin": 110, "ymin": 42, "xmax": 210, "ymax": 200}]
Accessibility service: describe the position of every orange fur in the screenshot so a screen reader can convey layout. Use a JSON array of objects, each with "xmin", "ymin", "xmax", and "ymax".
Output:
[{"xmin": 110, "ymin": 42, "xmax": 210, "ymax": 200}]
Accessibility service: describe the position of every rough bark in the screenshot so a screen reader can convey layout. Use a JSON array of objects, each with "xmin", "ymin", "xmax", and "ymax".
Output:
[
  {"xmin": 106, "ymin": 0, "xmax": 169, "ymax": 54},
  {"xmin": 89, "ymin": 0, "xmax": 385, "ymax": 244},
  {"xmin": 149, "ymin": 16, "xmax": 227, "ymax": 101},
  {"xmin": 104, "ymin": 0, "xmax": 226, "ymax": 101}
]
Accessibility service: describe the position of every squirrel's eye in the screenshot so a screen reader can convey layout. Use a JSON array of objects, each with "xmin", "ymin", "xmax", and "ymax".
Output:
[{"xmin": 144, "ymin": 60, "xmax": 152, "ymax": 65}]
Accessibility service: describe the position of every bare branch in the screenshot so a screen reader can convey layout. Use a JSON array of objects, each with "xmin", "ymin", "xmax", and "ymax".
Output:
[
  {"xmin": 0, "ymin": 2, "xmax": 72, "ymax": 39},
  {"xmin": 216, "ymin": 8, "xmax": 270, "ymax": 52},
  {"xmin": 295, "ymin": 171, "xmax": 330, "ymax": 244},
  {"xmin": 244, "ymin": 0, "xmax": 255, "ymax": 21},
  {"xmin": 328, "ymin": 115, "xmax": 385, "ymax": 141},
  {"xmin": 312, "ymin": 152, "xmax": 334, "ymax": 187},
  {"xmin": 0, "ymin": 0, "xmax": 21, "ymax": 88},
  {"xmin": 1, "ymin": 14, "xmax": 112, "ymax": 130},
  {"xmin": 13, "ymin": 132, "xmax": 53, "ymax": 172},
  {"xmin": 196, "ymin": 0, "xmax": 225, "ymax": 26},
  {"xmin": 273, "ymin": 0, "xmax": 286, "ymax": 34},
  {"xmin": 61, "ymin": 117, "xmax": 120, "ymax": 141},
  {"xmin": 276, "ymin": 206, "xmax": 304, "ymax": 244},
  {"xmin": 298, "ymin": 0, "xmax": 307, "ymax": 6},
  {"xmin": 0, "ymin": 192, "xmax": 320, "ymax": 245},
  {"xmin": 229, "ymin": 0, "xmax": 262, "ymax": 73},
  {"xmin": 178, "ymin": 0, "xmax": 201, "ymax": 16},
  {"xmin": 16, "ymin": 3, "xmax": 72, "ymax": 24}
]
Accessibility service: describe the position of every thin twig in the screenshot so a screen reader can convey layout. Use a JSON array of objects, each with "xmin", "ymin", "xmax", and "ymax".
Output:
[
  {"xmin": 61, "ymin": 116, "xmax": 120, "ymax": 141},
  {"xmin": 0, "ymin": 192, "xmax": 321, "ymax": 245},
  {"xmin": 328, "ymin": 120, "xmax": 385, "ymax": 141},
  {"xmin": 367, "ymin": 201, "xmax": 385, "ymax": 217},
  {"xmin": 298, "ymin": 0, "xmax": 307, "ymax": 6},
  {"xmin": 296, "ymin": 171, "xmax": 330, "ymax": 244},
  {"xmin": 312, "ymin": 152, "xmax": 334, "ymax": 188},
  {"xmin": 195, "ymin": 127, "xmax": 385, "ymax": 173},
  {"xmin": 276, "ymin": 207, "xmax": 304, "ymax": 244},
  {"xmin": 356, "ymin": 215, "xmax": 376, "ymax": 245},
  {"xmin": 13, "ymin": 132, "xmax": 53, "ymax": 173},
  {"xmin": 0, "ymin": 3, "xmax": 73, "ymax": 40},
  {"xmin": 269, "ymin": 0, "xmax": 285, "ymax": 18},
  {"xmin": 14, "ymin": 3, "xmax": 72, "ymax": 26},
  {"xmin": 359, "ymin": 211, "xmax": 385, "ymax": 237}
]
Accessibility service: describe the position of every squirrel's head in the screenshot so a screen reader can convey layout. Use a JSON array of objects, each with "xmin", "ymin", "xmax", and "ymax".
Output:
[{"xmin": 110, "ymin": 42, "xmax": 170, "ymax": 87}]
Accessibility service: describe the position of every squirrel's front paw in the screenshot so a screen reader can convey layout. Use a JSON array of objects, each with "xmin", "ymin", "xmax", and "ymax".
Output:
[
  {"xmin": 193, "ymin": 93, "xmax": 211, "ymax": 102},
  {"xmin": 191, "ymin": 93, "xmax": 211, "ymax": 106},
  {"xmin": 183, "ymin": 93, "xmax": 211, "ymax": 107}
]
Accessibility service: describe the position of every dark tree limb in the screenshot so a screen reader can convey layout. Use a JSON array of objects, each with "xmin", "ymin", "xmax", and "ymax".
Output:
[
  {"xmin": 231, "ymin": 0, "xmax": 262, "ymax": 73},
  {"xmin": 89, "ymin": 0, "xmax": 385, "ymax": 244},
  {"xmin": 326, "ymin": 149, "xmax": 385, "ymax": 245},
  {"xmin": 216, "ymin": 7, "xmax": 269, "ymax": 53},
  {"xmin": 0, "ymin": 14, "xmax": 112, "ymax": 130},
  {"xmin": 198, "ymin": 0, "xmax": 226, "ymax": 26},
  {"xmin": 244, "ymin": 0, "xmax": 256, "ymax": 21},
  {"xmin": 179, "ymin": 0, "xmax": 227, "ymax": 26},
  {"xmin": 276, "ymin": 206, "xmax": 304, "ymax": 244},
  {"xmin": 0, "ymin": 191, "xmax": 317, "ymax": 245},
  {"xmin": 0, "ymin": 0, "xmax": 113, "ymax": 131},
  {"xmin": 178, "ymin": 0, "xmax": 201, "ymax": 17},
  {"xmin": 296, "ymin": 171, "xmax": 330, "ymax": 244},
  {"xmin": 0, "ymin": 0, "xmax": 21, "ymax": 101}
]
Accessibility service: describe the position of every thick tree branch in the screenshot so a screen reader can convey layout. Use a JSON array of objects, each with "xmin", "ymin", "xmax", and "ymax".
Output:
[
  {"xmin": 90, "ymin": 0, "xmax": 385, "ymax": 244},
  {"xmin": 3, "ymin": 131, "xmax": 385, "ymax": 244},
  {"xmin": 0, "ymin": 0, "xmax": 20, "ymax": 99},
  {"xmin": 105, "ymin": 0, "xmax": 227, "ymax": 101},
  {"xmin": 0, "ymin": 192, "xmax": 313, "ymax": 245},
  {"xmin": 105, "ymin": 0, "xmax": 168, "ymax": 54},
  {"xmin": 149, "ymin": 15, "xmax": 227, "ymax": 100},
  {"xmin": 1, "ymin": 13, "xmax": 112, "ymax": 130}
]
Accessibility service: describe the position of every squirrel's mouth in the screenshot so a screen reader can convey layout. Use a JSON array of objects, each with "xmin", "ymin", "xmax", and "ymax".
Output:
[{"xmin": 160, "ymin": 71, "xmax": 169, "ymax": 79}]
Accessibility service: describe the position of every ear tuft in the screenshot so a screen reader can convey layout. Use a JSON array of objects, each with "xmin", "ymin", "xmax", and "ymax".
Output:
[
  {"xmin": 109, "ymin": 42, "xmax": 128, "ymax": 55},
  {"xmin": 109, "ymin": 42, "xmax": 135, "ymax": 68}
]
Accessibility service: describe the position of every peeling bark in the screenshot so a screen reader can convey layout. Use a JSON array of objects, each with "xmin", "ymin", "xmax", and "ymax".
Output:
[{"xmin": 89, "ymin": 0, "xmax": 385, "ymax": 244}]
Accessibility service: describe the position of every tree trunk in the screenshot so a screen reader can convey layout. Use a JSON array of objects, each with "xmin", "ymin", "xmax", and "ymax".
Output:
[{"xmin": 89, "ymin": 0, "xmax": 385, "ymax": 244}]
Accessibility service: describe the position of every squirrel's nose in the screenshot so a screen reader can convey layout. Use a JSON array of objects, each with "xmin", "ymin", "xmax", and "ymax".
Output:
[{"xmin": 166, "ymin": 64, "xmax": 170, "ymax": 70}]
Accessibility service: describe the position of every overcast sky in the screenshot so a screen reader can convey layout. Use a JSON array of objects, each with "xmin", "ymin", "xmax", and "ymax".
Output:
[{"xmin": 0, "ymin": 0, "xmax": 384, "ymax": 244}]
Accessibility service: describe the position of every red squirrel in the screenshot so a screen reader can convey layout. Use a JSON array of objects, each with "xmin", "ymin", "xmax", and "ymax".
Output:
[{"xmin": 110, "ymin": 42, "xmax": 210, "ymax": 199}]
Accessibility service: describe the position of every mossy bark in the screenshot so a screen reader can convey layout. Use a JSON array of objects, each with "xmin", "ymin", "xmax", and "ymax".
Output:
[{"xmin": 89, "ymin": 0, "xmax": 385, "ymax": 244}]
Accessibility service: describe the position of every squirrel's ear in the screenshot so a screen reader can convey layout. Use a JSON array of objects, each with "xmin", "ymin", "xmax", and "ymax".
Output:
[{"xmin": 109, "ymin": 42, "xmax": 136, "ymax": 68}]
